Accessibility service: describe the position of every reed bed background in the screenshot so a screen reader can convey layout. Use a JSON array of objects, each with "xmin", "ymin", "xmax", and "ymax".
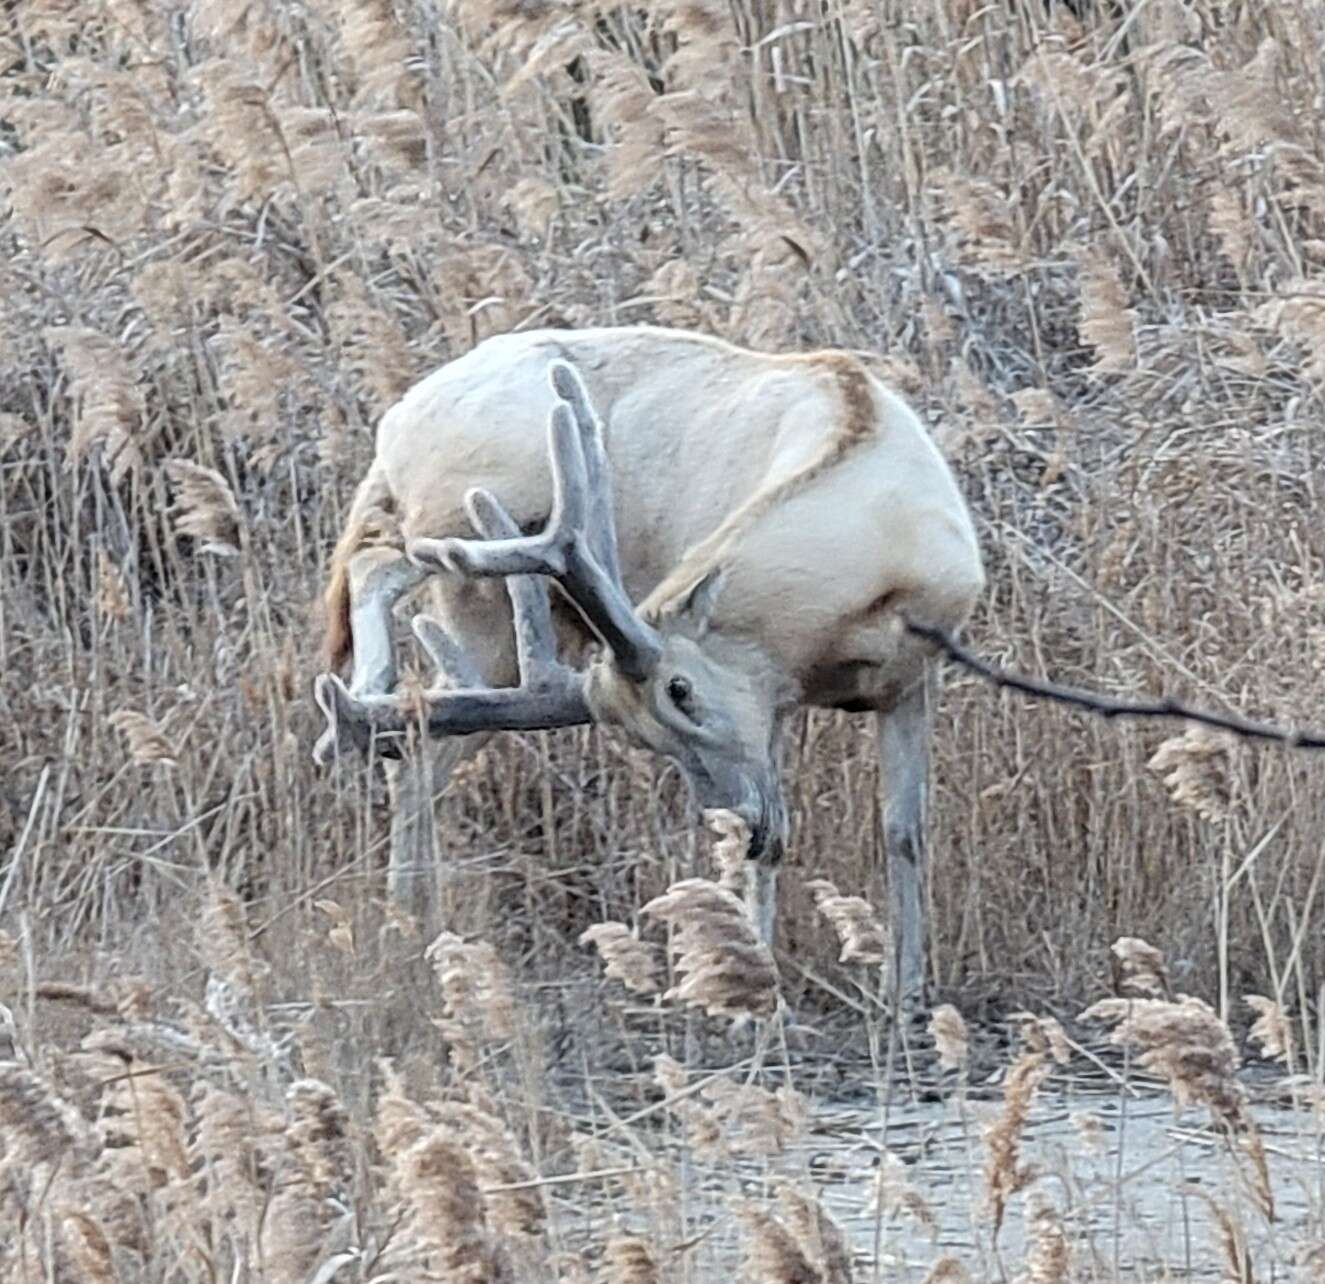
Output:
[{"xmin": 3, "ymin": 0, "xmax": 1325, "ymax": 1277}]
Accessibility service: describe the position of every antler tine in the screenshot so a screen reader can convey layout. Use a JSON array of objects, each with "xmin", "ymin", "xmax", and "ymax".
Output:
[
  {"xmin": 546, "ymin": 398, "xmax": 662, "ymax": 679},
  {"xmin": 411, "ymin": 616, "xmax": 482, "ymax": 689},
  {"xmin": 314, "ymin": 486, "xmax": 592, "ymax": 760},
  {"xmin": 313, "ymin": 674, "xmax": 374, "ymax": 764},
  {"xmin": 408, "ymin": 359, "xmax": 662, "ymax": 682},
  {"xmin": 464, "ymin": 485, "xmax": 562, "ymax": 684},
  {"xmin": 313, "ymin": 663, "xmax": 589, "ymax": 751},
  {"xmin": 548, "ymin": 360, "xmax": 623, "ymax": 586}
]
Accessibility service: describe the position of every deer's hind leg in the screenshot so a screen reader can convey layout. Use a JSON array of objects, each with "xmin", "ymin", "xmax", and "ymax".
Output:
[
  {"xmin": 324, "ymin": 544, "xmax": 516, "ymax": 921},
  {"xmin": 327, "ymin": 545, "xmax": 436, "ymax": 913},
  {"xmin": 387, "ymin": 570, "xmax": 521, "ymax": 921},
  {"xmin": 877, "ymin": 673, "xmax": 934, "ymax": 1008}
]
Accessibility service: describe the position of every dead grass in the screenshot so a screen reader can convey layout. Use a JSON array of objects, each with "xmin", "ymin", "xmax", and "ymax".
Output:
[{"xmin": 4, "ymin": 0, "xmax": 1325, "ymax": 1276}]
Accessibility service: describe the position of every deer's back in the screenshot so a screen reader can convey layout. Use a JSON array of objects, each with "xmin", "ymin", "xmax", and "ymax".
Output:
[
  {"xmin": 377, "ymin": 327, "xmax": 850, "ymax": 599},
  {"xmin": 374, "ymin": 326, "xmax": 981, "ymax": 674}
]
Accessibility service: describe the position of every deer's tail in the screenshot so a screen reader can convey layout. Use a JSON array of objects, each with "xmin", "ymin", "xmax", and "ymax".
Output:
[{"xmin": 323, "ymin": 466, "xmax": 397, "ymax": 672}]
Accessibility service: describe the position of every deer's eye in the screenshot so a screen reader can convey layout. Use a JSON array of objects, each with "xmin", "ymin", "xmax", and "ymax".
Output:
[{"xmin": 666, "ymin": 676, "xmax": 693, "ymax": 709}]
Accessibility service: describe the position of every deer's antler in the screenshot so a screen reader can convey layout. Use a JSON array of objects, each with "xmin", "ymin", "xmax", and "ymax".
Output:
[
  {"xmin": 313, "ymin": 486, "xmax": 591, "ymax": 762},
  {"xmin": 408, "ymin": 360, "xmax": 662, "ymax": 682}
]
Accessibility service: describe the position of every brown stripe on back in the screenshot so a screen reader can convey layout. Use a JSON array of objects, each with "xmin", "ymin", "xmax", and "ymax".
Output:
[
  {"xmin": 812, "ymin": 350, "xmax": 876, "ymax": 452},
  {"xmin": 642, "ymin": 351, "xmax": 881, "ymax": 618}
]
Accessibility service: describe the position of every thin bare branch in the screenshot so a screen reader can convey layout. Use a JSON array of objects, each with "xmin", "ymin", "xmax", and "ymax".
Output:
[{"xmin": 908, "ymin": 619, "xmax": 1325, "ymax": 750}]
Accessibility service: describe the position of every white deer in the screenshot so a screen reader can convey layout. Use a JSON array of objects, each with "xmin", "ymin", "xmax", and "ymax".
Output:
[{"xmin": 313, "ymin": 325, "xmax": 983, "ymax": 1000}]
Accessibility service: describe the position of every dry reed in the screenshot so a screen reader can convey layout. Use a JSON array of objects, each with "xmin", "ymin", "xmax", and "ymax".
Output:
[
  {"xmin": 928, "ymin": 1005, "xmax": 970, "ymax": 1074},
  {"xmin": 580, "ymin": 923, "xmax": 662, "ymax": 996},
  {"xmin": 984, "ymin": 1019, "xmax": 1056, "ymax": 1236},
  {"xmin": 4, "ymin": 0, "xmax": 1323, "ymax": 1035},
  {"xmin": 641, "ymin": 876, "xmax": 779, "ymax": 1022},
  {"xmin": 1084, "ymin": 992, "xmax": 1274, "ymax": 1220},
  {"xmin": 805, "ymin": 878, "xmax": 889, "ymax": 966}
]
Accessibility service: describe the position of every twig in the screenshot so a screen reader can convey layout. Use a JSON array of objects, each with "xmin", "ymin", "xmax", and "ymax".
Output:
[
  {"xmin": 481, "ymin": 1164, "xmax": 642, "ymax": 1193},
  {"xmin": 908, "ymin": 620, "xmax": 1325, "ymax": 750},
  {"xmin": 0, "ymin": 765, "xmax": 49, "ymax": 919}
]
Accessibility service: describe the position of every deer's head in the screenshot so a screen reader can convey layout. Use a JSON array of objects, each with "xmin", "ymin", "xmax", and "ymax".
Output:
[{"xmin": 582, "ymin": 568, "xmax": 792, "ymax": 861}]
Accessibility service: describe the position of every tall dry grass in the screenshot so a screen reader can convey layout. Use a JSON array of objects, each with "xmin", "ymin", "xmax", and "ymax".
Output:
[
  {"xmin": 4, "ymin": 0, "xmax": 1323, "ymax": 1014},
  {"xmin": 4, "ymin": 0, "xmax": 1325, "ymax": 1275}
]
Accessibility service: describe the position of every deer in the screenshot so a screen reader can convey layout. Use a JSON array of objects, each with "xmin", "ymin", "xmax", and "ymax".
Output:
[{"xmin": 312, "ymin": 325, "xmax": 984, "ymax": 1002}]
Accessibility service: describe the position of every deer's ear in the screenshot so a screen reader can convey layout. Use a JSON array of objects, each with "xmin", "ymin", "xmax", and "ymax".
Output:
[{"xmin": 666, "ymin": 566, "xmax": 725, "ymax": 635}]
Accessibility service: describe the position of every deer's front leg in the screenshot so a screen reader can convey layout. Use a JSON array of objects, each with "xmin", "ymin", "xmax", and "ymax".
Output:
[{"xmin": 877, "ymin": 678, "xmax": 932, "ymax": 1008}]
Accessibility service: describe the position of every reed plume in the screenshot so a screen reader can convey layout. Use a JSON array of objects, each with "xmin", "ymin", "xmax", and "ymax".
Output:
[
  {"xmin": 107, "ymin": 710, "xmax": 178, "ymax": 768},
  {"xmin": 1015, "ymin": 1195, "xmax": 1070, "ymax": 1284},
  {"xmin": 984, "ymin": 1021, "xmax": 1053, "ymax": 1235},
  {"xmin": 603, "ymin": 1235, "xmax": 660, "ymax": 1284},
  {"xmin": 929, "ymin": 1004, "xmax": 969, "ymax": 1073},
  {"xmin": 738, "ymin": 1185, "xmax": 852, "ymax": 1284},
  {"xmin": 1245, "ymin": 995, "xmax": 1293, "ymax": 1065},
  {"xmin": 1148, "ymin": 727, "xmax": 1239, "ymax": 823},
  {"xmin": 426, "ymin": 932, "xmax": 519, "ymax": 1044},
  {"xmin": 165, "ymin": 460, "xmax": 242, "ymax": 557},
  {"xmin": 872, "ymin": 1150, "xmax": 938, "ymax": 1241},
  {"xmin": 1078, "ymin": 249, "xmax": 1137, "ymax": 374},
  {"xmin": 806, "ymin": 878, "xmax": 888, "ymax": 965},
  {"xmin": 921, "ymin": 1258, "xmax": 971, "ymax": 1284},
  {"xmin": 1083, "ymin": 993, "xmax": 1274, "ymax": 1219},
  {"xmin": 396, "ymin": 1128, "xmax": 513, "ymax": 1281},
  {"xmin": 1110, "ymin": 936, "xmax": 1172, "ymax": 999},
  {"xmin": 580, "ymin": 923, "xmax": 662, "ymax": 996},
  {"xmin": 641, "ymin": 876, "xmax": 779, "ymax": 1021}
]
